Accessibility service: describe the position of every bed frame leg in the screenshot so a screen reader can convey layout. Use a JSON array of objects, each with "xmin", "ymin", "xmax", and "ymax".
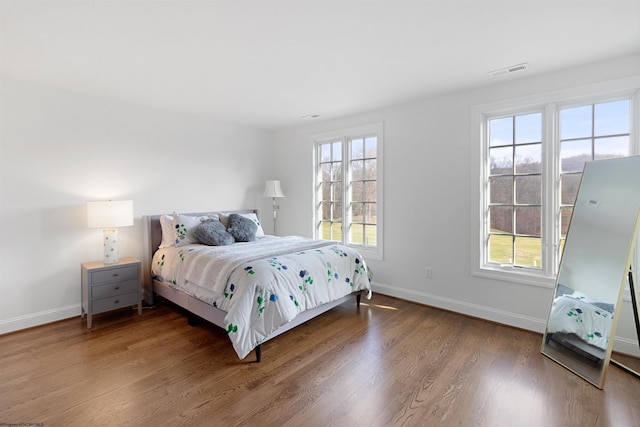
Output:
[
  {"xmin": 187, "ymin": 314, "xmax": 199, "ymax": 327},
  {"xmin": 255, "ymin": 344, "xmax": 262, "ymax": 363},
  {"xmin": 356, "ymin": 292, "xmax": 362, "ymax": 307}
]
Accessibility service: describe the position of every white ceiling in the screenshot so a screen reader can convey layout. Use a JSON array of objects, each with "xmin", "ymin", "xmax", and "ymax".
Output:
[{"xmin": 2, "ymin": 0, "xmax": 639, "ymax": 130}]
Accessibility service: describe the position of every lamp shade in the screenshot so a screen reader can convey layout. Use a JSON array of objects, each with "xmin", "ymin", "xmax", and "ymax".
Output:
[
  {"xmin": 263, "ymin": 180, "xmax": 285, "ymax": 198},
  {"xmin": 87, "ymin": 200, "xmax": 134, "ymax": 229}
]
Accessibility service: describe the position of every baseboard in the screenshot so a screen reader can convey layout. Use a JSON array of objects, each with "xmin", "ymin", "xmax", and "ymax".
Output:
[
  {"xmin": 612, "ymin": 336, "xmax": 640, "ymax": 357},
  {"xmin": 0, "ymin": 304, "xmax": 81, "ymax": 335},
  {"xmin": 371, "ymin": 282, "xmax": 640, "ymax": 357},
  {"xmin": 372, "ymin": 282, "xmax": 548, "ymax": 332}
]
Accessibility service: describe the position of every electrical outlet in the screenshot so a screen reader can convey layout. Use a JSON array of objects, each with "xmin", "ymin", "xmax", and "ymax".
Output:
[{"xmin": 425, "ymin": 267, "xmax": 433, "ymax": 279}]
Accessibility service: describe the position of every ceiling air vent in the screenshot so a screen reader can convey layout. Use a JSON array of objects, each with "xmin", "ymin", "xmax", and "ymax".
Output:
[{"xmin": 488, "ymin": 62, "xmax": 529, "ymax": 78}]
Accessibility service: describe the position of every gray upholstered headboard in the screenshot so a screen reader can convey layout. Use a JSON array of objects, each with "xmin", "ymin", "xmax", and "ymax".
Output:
[{"xmin": 141, "ymin": 210, "xmax": 257, "ymax": 305}]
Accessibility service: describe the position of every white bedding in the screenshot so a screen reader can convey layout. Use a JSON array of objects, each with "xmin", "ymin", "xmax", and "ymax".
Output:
[
  {"xmin": 151, "ymin": 236, "xmax": 371, "ymax": 358},
  {"xmin": 546, "ymin": 295, "xmax": 613, "ymax": 351}
]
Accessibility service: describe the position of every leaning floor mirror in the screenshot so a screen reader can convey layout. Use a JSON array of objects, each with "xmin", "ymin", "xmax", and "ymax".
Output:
[{"xmin": 541, "ymin": 156, "xmax": 640, "ymax": 389}]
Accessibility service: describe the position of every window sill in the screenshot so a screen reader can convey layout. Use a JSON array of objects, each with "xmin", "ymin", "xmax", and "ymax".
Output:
[{"xmin": 473, "ymin": 265, "xmax": 556, "ymax": 289}]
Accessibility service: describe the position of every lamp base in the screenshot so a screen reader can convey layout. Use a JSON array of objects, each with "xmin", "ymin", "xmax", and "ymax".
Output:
[
  {"xmin": 272, "ymin": 197, "xmax": 279, "ymax": 236},
  {"xmin": 103, "ymin": 228, "xmax": 119, "ymax": 264}
]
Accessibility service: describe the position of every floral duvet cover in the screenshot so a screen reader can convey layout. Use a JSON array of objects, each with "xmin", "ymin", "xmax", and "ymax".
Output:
[
  {"xmin": 546, "ymin": 295, "xmax": 613, "ymax": 351},
  {"xmin": 152, "ymin": 236, "xmax": 371, "ymax": 359}
]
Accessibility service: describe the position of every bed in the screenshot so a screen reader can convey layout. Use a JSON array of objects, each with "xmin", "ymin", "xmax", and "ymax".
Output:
[
  {"xmin": 545, "ymin": 284, "xmax": 615, "ymax": 362},
  {"xmin": 142, "ymin": 210, "xmax": 371, "ymax": 362}
]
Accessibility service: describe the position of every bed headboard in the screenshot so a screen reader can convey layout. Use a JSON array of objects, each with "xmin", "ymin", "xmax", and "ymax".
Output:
[{"xmin": 141, "ymin": 209, "xmax": 257, "ymax": 305}]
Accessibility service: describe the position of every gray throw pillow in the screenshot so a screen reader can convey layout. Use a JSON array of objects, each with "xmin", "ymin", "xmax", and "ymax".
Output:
[
  {"xmin": 193, "ymin": 220, "xmax": 235, "ymax": 246},
  {"xmin": 227, "ymin": 213, "xmax": 258, "ymax": 242},
  {"xmin": 592, "ymin": 302, "xmax": 615, "ymax": 313}
]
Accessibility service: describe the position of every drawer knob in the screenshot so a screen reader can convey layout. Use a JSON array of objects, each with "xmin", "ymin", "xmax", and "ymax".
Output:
[
  {"xmin": 113, "ymin": 273, "xmax": 119, "ymax": 277},
  {"xmin": 115, "ymin": 286, "xmax": 120, "ymax": 290},
  {"xmin": 114, "ymin": 299, "xmax": 119, "ymax": 304}
]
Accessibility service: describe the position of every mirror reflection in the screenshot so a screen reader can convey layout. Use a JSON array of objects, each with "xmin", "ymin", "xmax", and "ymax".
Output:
[{"xmin": 542, "ymin": 156, "xmax": 640, "ymax": 388}]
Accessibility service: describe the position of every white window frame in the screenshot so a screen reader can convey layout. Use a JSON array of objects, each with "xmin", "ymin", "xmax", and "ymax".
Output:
[
  {"xmin": 312, "ymin": 123, "xmax": 384, "ymax": 261},
  {"xmin": 471, "ymin": 81, "xmax": 640, "ymax": 288}
]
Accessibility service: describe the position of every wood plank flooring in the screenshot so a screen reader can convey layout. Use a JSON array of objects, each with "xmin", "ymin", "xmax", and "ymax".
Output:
[{"xmin": 2, "ymin": 294, "xmax": 640, "ymax": 426}]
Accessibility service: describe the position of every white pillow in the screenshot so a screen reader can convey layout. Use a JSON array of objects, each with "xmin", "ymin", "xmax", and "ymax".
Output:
[
  {"xmin": 218, "ymin": 213, "xmax": 230, "ymax": 228},
  {"xmin": 241, "ymin": 212, "xmax": 265, "ymax": 238},
  {"xmin": 220, "ymin": 212, "xmax": 265, "ymax": 238},
  {"xmin": 173, "ymin": 213, "xmax": 218, "ymax": 247},
  {"xmin": 158, "ymin": 214, "xmax": 175, "ymax": 248}
]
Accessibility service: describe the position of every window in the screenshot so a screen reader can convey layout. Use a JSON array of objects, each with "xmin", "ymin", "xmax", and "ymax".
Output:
[
  {"xmin": 474, "ymin": 89, "xmax": 638, "ymax": 284},
  {"xmin": 313, "ymin": 123, "xmax": 383, "ymax": 260},
  {"xmin": 487, "ymin": 112, "xmax": 543, "ymax": 268}
]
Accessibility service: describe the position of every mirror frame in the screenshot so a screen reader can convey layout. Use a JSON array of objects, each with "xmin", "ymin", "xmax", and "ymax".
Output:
[{"xmin": 541, "ymin": 156, "xmax": 640, "ymax": 389}]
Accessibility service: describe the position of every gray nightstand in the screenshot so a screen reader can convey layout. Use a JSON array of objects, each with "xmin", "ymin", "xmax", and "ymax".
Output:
[{"xmin": 81, "ymin": 257, "xmax": 142, "ymax": 328}]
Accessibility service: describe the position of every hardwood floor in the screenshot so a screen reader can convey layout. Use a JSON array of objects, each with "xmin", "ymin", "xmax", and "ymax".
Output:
[{"xmin": 2, "ymin": 294, "xmax": 639, "ymax": 426}]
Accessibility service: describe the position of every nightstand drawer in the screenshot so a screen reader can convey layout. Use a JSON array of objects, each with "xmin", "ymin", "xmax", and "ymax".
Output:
[
  {"xmin": 91, "ymin": 291, "xmax": 139, "ymax": 313},
  {"xmin": 90, "ymin": 265, "xmax": 139, "ymax": 285},
  {"xmin": 92, "ymin": 278, "xmax": 139, "ymax": 299}
]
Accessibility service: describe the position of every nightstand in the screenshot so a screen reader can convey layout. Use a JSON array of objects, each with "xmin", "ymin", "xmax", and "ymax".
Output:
[{"xmin": 81, "ymin": 257, "xmax": 142, "ymax": 328}]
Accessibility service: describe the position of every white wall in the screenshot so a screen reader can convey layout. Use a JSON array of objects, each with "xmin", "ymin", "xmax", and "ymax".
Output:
[
  {"xmin": 273, "ymin": 53, "xmax": 640, "ymax": 355},
  {"xmin": 0, "ymin": 78, "xmax": 274, "ymax": 333}
]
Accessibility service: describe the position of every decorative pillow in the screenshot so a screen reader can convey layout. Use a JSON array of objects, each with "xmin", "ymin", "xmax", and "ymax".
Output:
[
  {"xmin": 158, "ymin": 214, "xmax": 175, "ymax": 248},
  {"xmin": 173, "ymin": 213, "xmax": 215, "ymax": 247},
  {"xmin": 240, "ymin": 212, "xmax": 265, "ymax": 238},
  {"xmin": 227, "ymin": 213, "xmax": 258, "ymax": 242},
  {"xmin": 218, "ymin": 213, "xmax": 231, "ymax": 228},
  {"xmin": 193, "ymin": 220, "xmax": 235, "ymax": 246},
  {"xmin": 220, "ymin": 212, "xmax": 265, "ymax": 238},
  {"xmin": 592, "ymin": 302, "xmax": 615, "ymax": 313}
]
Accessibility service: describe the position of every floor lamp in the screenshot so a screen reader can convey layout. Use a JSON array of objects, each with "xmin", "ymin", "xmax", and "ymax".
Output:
[{"xmin": 263, "ymin": 180, "xmax": 285, "ymax": 235}]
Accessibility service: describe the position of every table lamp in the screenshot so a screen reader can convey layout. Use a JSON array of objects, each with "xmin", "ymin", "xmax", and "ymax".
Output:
[{"xmin": 87, "ymin": 200, "xmax": 134, "ymax": 264}]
